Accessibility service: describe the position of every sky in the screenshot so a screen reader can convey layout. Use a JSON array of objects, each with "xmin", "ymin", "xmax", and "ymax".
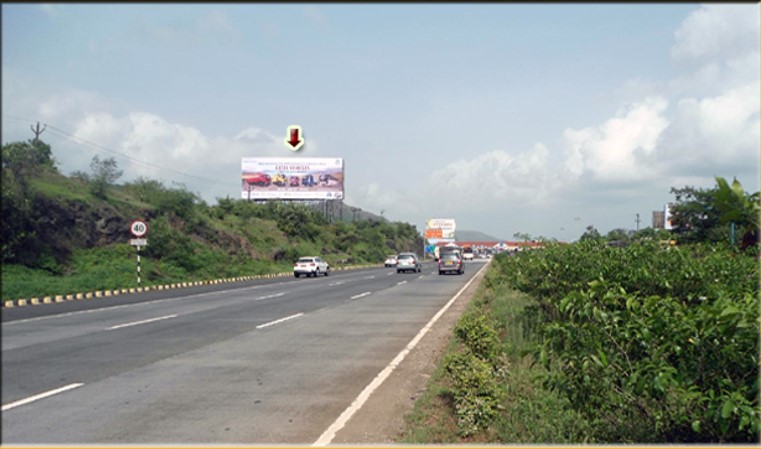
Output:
[{"xmin": 3, "ymin": 3, "xmax": 760, "ymax": 242}]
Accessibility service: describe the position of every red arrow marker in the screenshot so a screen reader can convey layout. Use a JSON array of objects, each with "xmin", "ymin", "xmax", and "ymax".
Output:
[
  {"xmin": 284, "ymin": 125, "xmax": 304, "ymax": 151},
  {"xmin": 289, "ymin": 128, "xmax": 300, "ymax": 147}
]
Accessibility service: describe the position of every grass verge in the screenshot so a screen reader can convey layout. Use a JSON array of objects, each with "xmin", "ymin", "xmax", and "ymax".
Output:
[{"xmin": 399, "ymin": 264, "xmax": 593, "ymax": 444}]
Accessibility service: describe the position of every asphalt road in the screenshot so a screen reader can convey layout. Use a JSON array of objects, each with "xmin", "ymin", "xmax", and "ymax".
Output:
[{"xmin": 2, "ymin": 260, "xmax": 488, "ymax": 444}]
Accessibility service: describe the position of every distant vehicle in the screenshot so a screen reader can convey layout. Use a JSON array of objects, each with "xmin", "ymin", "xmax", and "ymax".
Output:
[
  {"xmin": 294, "ymin": 256, "xmax": 330, "ymax": 278},
  {"xmin": 302, "ymin": 174, "xmax": 316, "ymax": 187},
  {"xmin": 462, "ymin": 246, "xmax": 474, "ymax": 261},
  {"xmin": 272, "ymin": 173, "xmax": 288, "ymax": 186},
  {"xmin": 437, "ymin": 245, "xmax": 462, "ymax": 261},
  {"xmin": 438, "ymin": 252, "xmax": 464, "ymax": 275},
  {"xmin": 384, "ymin": 255, "xmax": 398, "ymax": 267},
  {"xmin": 243, "ymin": 173, "xmax": 271, "ymax": 187},
  {"xmin": 396, "ymin": 252, "xmax": 421, "ymax": 273},
  {"xmin": 289, "ymin": 176, "xmax": 300, "ymax": 187}
]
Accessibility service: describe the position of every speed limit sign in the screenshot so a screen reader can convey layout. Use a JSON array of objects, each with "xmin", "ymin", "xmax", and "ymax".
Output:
[{"xmin": 130, "ymin": 220, "xmax": 148, "ymax": 237}]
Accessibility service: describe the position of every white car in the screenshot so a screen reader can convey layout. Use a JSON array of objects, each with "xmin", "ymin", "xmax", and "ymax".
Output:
[
  {"xmin": 294, "ymin": 257, "xmax": 330, "ymax": 277},
  {"xmin": 396, "ymin": 252, "xmax": 422, "ymax": 273},
  {"xmin": 384, "ymin": 255, "xmax": 398, "ymax": 267},
  {"xmin": 463, "ymin": 252, "xmax": 474, "ymax": 261}
]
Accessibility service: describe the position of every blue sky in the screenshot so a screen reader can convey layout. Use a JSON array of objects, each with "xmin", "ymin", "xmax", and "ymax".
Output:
[{"xmin": 3, "ymin": 3, "xmax": 759, "ymax": 241}]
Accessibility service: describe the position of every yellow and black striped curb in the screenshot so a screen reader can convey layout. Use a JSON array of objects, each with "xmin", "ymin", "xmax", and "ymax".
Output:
[{"xmin": 2, "ymin": 264, "xmax": 383, "ymax": 308}]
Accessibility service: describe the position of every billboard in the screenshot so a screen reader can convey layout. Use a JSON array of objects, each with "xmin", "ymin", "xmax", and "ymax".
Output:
[
  {"xmin": 425, "ymin": 218, "xmax": 456, "ymax": 240},
  {"xmin": 241, "ymin": 157, "xmax": 344, "ymax": 200},
  {"xmin": 425, "ymin": 218, "xmax": 456, "ymax": 252}
]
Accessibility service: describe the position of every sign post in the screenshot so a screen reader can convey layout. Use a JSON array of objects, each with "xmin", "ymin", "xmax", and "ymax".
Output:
[{"xmin": 130, "ymin": 220, "xmax": 148, "ymax": 286}]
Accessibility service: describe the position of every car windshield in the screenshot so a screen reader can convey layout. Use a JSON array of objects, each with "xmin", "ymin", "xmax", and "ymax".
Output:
[
  {"xmin": 386, "ymin": 255, "xmax": 396, "ymax": 259},
  {"xmin": 441, "ymin": 254, "xmax": 460, "ymax": 260},
  {"xmin": 298, "ymin": 258, "xmax": 315, "ymax": 263},
  {"xmin": 398, "ymin": 255, "xmax": 414, "ymax": 260}
]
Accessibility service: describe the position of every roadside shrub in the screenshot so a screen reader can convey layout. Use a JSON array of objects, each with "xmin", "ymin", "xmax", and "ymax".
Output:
[
  {"xmin": 453, "ymin": 313, "xmax": 501, "ymax": 363},
  {"xmin": 444, "ymin": 350, "xmax": 504, "ymax": 436},
  {"xmin": 497, "ymin": 241, "xmax": 760, "ymax": 443}
]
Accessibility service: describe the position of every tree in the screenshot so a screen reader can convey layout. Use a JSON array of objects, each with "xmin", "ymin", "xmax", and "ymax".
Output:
[
  {"xmin": 631, "ymin": 227, "xmax": 672, "ymax": 241},
  {"xmin": 579, "ymin": 225, "xmax": 602, "ymax": 242},
  {"xmin": 1, "ymin": 140, "xmax": 57, "ymax": 191},
  {"xmin": 713, "ymin": 176, "xmax": 760, "ymax": 250},
  {"xmin": 668, "ymin": 185, "xmax": 721, "ymax": 243},
  {"xmin": 605, "ymin": 228, "xmax": 632, "ymax": 242},
  {"xmin": 88, "ymin": 155, "xmax": 123, "ymax": 199},
  {"xmin": 513, "ymin": 232, "xmax": 532, "ymax": 242}
]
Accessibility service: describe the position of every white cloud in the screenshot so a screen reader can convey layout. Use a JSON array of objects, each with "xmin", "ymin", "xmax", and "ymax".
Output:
[
  {"xmin": 562, "ymin": 97, "xmax": 670, "ymax": 183},
  {"xmin": 658, "ymin": 82, "xmax": 760, "ymax": 173},
  {"xmin": 671, "ymin": 4, "xmax": 760, "ymax": 65}
]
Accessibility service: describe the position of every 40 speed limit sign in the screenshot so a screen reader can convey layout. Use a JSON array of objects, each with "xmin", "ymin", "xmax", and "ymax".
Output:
[{"xmin": 130, "ymin": 220, "xmax": 148, "ymax": 237}]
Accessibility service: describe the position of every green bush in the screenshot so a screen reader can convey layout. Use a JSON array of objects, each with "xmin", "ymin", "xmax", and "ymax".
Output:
[
  {"xmin": 496, "ymin": 241, "xmax": 760, "ymax": 443},
  {"xmin": 443, "ymin": 350, "xmax": 504, "ymax": 436},
  {"xmin": 453, "ymin": 313, "xmax": 501, "ymax": 363}
]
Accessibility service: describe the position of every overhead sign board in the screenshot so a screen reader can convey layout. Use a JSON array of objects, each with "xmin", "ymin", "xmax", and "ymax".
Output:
[{"xmin": 241, "ymin": 157, "xmax": 344, "ymax": 200}]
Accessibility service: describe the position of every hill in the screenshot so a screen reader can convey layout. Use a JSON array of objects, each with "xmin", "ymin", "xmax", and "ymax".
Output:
[
  {"xmin": 455, "ymin": 229, "xmax": 505, "ymax": 242},
  {"xmin": 1, "ymin": 139, "xmax": 423, "ymax": 301}
]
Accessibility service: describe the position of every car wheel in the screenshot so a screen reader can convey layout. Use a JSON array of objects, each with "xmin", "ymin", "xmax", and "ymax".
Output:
[
  {"xmin": 325, "ymin": 268, "xmax": 330, "ymax": 276},
  {"xmin": 397, "ymin": 270, "xmax": 401, "ymax": 274},
  {"xmin": 315, "ymin": 269, "xmax": 320, "ymax": 277},
  {"xmin": 294, "ymin": 273, "xmax": 300, "ymax": 278},
  {"xmin": 438, "ymin": 271, "xmax": 443, "ymax": 275}
]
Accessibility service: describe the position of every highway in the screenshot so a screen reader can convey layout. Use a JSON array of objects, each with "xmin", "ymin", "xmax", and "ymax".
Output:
[{"xmin": 2, "ymin": 260, "xmax": 489, "ymax": 444}]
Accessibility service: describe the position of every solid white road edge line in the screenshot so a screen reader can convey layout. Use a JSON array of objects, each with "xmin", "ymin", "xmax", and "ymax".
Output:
[
  {"xmin": 312, "ymin": 261, "xmax": 491, "ymax": 446},
  {"xmin": 256, "ymin": 313, "xmax": 304, "ymax": 329},
  {"xmin": 106, "ymin": 314, "xmax": 178, "ymax": 330},
  {"xmin": 2, "ymin": 383, "xmax": 84, "ymax": 412}
]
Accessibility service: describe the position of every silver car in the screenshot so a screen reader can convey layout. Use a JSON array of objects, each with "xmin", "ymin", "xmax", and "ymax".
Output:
[
  {"xmin": 294, "ymin": 256, "xmax": 330, "ymax": 277},
  {"xmin": 396, "ymin": 252, "xmax": 421, "ymax": 274}
]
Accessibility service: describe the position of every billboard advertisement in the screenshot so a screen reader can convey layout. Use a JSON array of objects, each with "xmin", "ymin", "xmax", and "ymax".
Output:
[
  {"xmin": 241, "ymin": 157, "xmax": 344, "ymax": 200},
  {"xmin": 425, "ymin": 218, "xmax": 456, "ymax": 252},
  {"xmin": 425, "ymin": 218, "xmax": 456, "ymax": 240}
]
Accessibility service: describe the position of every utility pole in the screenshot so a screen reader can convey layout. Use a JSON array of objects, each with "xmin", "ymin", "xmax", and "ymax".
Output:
[
  {"xmin": 30, "ymin": 122, "xmax": 46, "ymax": 142},
  {"xmin": 635, "ymin": 213, "xmax": 641, "ymax": 230}
]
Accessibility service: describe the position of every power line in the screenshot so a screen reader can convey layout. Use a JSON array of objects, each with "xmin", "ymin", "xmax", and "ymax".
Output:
[{"xmin": 3, "ymin": 114, "xmax": 238, "ymax": 188}]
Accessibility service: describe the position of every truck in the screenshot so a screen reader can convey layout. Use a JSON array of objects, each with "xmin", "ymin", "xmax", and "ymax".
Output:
[
  {"xmin": 435, "ymin": 244, "xmax": 462, "ymax": 261},
  {"xmin": 462, "ymin": 246, "xmax": 474, "ymax": 261}
]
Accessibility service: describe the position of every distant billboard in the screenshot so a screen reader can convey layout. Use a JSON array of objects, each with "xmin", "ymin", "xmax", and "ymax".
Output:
[
  {"xmin": 241, "ymin": 157, "xmax": 344, "ymax": 200},
  {"xmin": 425, "ymin": 218, "xmax": 456, "ymax": 247}
]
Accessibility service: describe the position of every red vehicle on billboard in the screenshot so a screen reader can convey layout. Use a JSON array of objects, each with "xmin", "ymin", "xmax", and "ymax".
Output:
[{"xmin": 243, "ymin": 173, "xmax": 271, "ymax": 187}]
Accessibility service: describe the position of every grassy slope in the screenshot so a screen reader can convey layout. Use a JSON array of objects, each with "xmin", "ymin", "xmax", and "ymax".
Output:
[{"xmin": 3, "ymin": 172, "xmax": 412, "ymax": 301}]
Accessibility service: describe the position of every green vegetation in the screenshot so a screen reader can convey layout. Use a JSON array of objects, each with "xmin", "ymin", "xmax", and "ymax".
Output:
[
  {"xmin": 1, "ymin": 139, "xmax": 423, "ymax": 300},
  {"xmin": 401, "ymin": 269, "xmax": 592, "ymax": 444},
  {"xmin": 402, "ymin": 176, "xmax": 759, "ymax": 444},
  {"xmin": 402, "ymin": 240, "xmax": 759, "ymax": 443}
]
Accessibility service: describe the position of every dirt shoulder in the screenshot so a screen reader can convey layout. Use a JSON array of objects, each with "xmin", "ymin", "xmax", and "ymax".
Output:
[{"xmin": 329, "ymin": 262, "xmax": 489, "ymax": 445}]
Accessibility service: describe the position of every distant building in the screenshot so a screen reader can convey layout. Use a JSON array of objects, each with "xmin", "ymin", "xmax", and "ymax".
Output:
[{"xmin": 653, "ymin": 210, "xmax": 665, "ymax": 229}]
